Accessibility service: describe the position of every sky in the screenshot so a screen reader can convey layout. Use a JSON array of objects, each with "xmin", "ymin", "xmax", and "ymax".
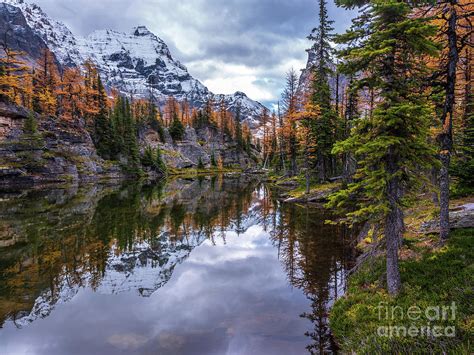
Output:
[{"xmin": 32, "ymin": 0, "xmax": 355, "ymax": 107}]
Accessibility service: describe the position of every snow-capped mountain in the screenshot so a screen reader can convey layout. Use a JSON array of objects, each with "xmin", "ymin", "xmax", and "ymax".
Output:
[
  {"xmin": 77, "ymin": 26, "xmax": 212, "ymax": 105},
  {"xmin": 1, "ymin": 0, "xmax": 266, "ymax": 128}
]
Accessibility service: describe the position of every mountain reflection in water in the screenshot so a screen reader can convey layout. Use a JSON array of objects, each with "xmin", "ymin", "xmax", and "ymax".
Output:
[{"xmin": 0, "ymin": 176, "xmax": 356, "ymax": 355}]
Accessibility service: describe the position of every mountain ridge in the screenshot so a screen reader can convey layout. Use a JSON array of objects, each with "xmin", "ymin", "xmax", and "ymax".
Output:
[{"xmin": 1, "ymin": 0, "xmax": 266, "ymax": 128}]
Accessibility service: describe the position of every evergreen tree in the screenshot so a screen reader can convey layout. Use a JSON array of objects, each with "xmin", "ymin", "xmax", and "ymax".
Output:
[
  {"xmin": 234, "ymin": 104, "xmax": 244, "ymax": 149},
  {"xmin": 452, "ymin": 45, "xmax": 473, "ymax": 188},
  {"xmin": 277, "ymin": 101, "xmax": 287, "ymax": 174},
  {"xmin": 154, "ymin": 148, "xmax": 167, "ymax": 174},
  {"xmin": 342, "ymin": 76, "xmax": 359, "ymax": 184},
  {"xmin": 428, "ymin": 0, "xmax": 470, "ymax": 241},
  {"xmin": 329, "ymin": 0, "xmax": 438, "ymax": 295},
  {"xmin": 22, "ymin": 111, "xmax": 43, "ymax": 151},
  {"xmin": 142, "ymin": 146, "xmax": 167, "ymax": 174},
  {"xmin": 110, "ymin": 96, "xmax": 125, "ymax": 157},
  {"xmin": 24, "ymin": 110, "xmax": 38, "ymax": 135},
  {"xmin": 109, "ymin": 96, "xmax": 140, "ymax": 170},
  {"xmin": 141, "ymin": 146, "xmax": 155, "ymax": 167},
  {"xmin": 307, "ymin": 0, "xmax": 338, "ymax": 181},
  {"xmin": 123, "ymin": 97, "xmax": 140, "ymax": 168},
  {"xmin": 169, "ymin": 113, "xmax": 185, "ymax": 141},
  {"xmin": 94, "ymin": 76, "xmax": 114, "ymax": 159},
  {"xmin": 0, "ymin": 46, "xmax": 30, "ymax": 105},
  {"xmin": 147, "ymin": 102, "xmax": 165, "ymax": 141},
  {"xmin": 32, "ymin": 49, "xmax": 60, "ymax": 116},
  {"xmin": 281, "ymin": 69, "xmax": 300, "ymax": 176},
  {"xmin": 299, "ymin": 98, "xmax": 320, "ymax": 194}
]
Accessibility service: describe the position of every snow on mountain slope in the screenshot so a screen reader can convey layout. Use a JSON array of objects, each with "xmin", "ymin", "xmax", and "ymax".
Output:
[
  {"xmin": 77, "ymin": 26, "xmax": 266, "ymax": 127},
  {"xmin": 219, "ymin": 91, "xmax": 265, "ymax": 129},
  {"xmin": 3, "ymin": 0, "xmax": 83, "ymax": 66},
  {"xmin": 77, "ymin": 26, "xmax": 212, "ymax": 106},
  {"xmin": 2, "ymin": 0, "xmax": 266, "ymax": 127}
]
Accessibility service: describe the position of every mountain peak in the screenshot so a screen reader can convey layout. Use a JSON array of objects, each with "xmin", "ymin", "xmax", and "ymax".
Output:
[
  {"xmin": 234, "ymin": 91, "xmax": 248, "ymax": 98},
  {"xmin": 133, "ymin": 25, "xmax": 152, "ymax": 37}
]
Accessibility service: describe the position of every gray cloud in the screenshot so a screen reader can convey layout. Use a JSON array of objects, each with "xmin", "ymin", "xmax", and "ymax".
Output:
[{"xmin": 32, "ymin": 0, "xmax": 355, "ymax": 106}]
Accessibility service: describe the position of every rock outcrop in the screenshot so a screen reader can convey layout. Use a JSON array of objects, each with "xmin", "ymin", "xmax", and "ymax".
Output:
[
  {"xmin": 140, "ymin": 125, "xmax": 256, "ymax": 170},
  {"xmin": 0, "ymin": 3, "xmax": 48, "ymax": 65},
  {"xmin": 0, "ymin": 101, "xmax": 256, "ymax": 188},
  {"xmin": 0, "ymin": 102, "xmax": 122, "ymax": 188}
]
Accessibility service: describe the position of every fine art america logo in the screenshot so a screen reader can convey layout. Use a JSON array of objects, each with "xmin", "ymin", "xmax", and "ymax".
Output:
[{"xmin": 377, "ymin": 302, "xmax": 457, "ymax": 338}]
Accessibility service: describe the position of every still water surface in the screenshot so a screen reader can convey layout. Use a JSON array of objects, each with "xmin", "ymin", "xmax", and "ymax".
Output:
[{"xmin": 0, "ymin": 176, "xmax": 355, "ymax": 355}]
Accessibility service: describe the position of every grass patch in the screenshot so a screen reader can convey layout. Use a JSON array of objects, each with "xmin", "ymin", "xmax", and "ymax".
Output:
[
  {"xmin": 330, "ymin": 228, "xmax": 474, "ymax": 353},
  {"xmin": 269, "ymin": 173, "xmax": 340, "ymax": 200},
  {"xmin": 168, "ymin": 167, "xmax": 241, "ymax": 177},
  {"xmin": 287, "ymin": 181, "xmax": 339, "ymax": 199}
]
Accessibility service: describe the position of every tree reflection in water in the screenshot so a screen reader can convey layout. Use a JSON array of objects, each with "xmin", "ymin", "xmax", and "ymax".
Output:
[
  {"xmin": 0, "ymin": 177, "xmax": 356, "ymax": 355},
  {"xmin": 259, "ymin": 185, "xmax": 357, "ymax": 354}
]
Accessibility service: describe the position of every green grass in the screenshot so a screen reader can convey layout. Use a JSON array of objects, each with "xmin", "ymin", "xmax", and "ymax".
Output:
[
  {"xmin": 330, "ymin": 228, "xmax": 474, "ymax": 353},
  {"xmin": 167, "ymin": 167, "xmax": 242, "ymax": 177},
  {"xmin": 269, "ymin": 173, "xmax": 339, "ymax": 199}
]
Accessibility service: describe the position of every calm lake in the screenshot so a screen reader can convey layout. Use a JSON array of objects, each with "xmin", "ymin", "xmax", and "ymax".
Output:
[{"xmin": 0, "ymin": 176, "xmax": 356, "ymax": 355}]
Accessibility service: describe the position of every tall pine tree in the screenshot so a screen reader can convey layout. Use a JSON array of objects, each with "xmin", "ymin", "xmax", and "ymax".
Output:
[
  {"xmin": 281, "ymin": 69, "xmax": 300, "ymax": 176},
  {"xmin": 329, "ymin": 0, "xmax": 438, "ymax": 295},
  {"xmin": 308, "ymin": 0, "xmax": 339, "ymax": 181}
]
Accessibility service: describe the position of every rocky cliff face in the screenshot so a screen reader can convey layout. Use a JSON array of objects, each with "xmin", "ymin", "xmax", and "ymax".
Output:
[
  {"xmin": 297, "ymin": 47, "xmax": 347, "ymax": 105},
  {"xmin": 2, "ymin": 0, "xmax": 83, "ymax": 67},
  {"xmin": 0, "ymin": 102, "xmax": 256, "ymax": 188},
  {"xmin": 141, "ymin": 124, "xmax": 256, "ymax": 170},
  {"xmin": 1, "ymin": 0, "xmax": 267, "ymax": 128},
  {"xmin": 0, "ymin": 102, "xmax": 123, "ymax": 187},
  {"xmin": 0, "ymin": 3, "xmax": 48, "ymax": 65}
]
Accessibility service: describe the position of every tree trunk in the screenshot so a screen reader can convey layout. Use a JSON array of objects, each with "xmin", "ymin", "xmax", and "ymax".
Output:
[
  {"xmin": 430, "ymin": 167, "xmax": 439, "ymax": 204},
  {"xmin": 317, "ymin": 155, "xmax": 325, "ymax": 182},
  {"xmin": 304, "ymin": 137, "xmax": 310, "ymax": 194},
  {"xmin": 385, "ymin": 205, "xmax": 402, "ymax": 296},
  {"xmin": 290, "ymin": 134, "xmax": 298, "ymax": 177},
  {"xmin": 385, "ymin": 175, "xmax": 402, "ymax": 296},
  {"xmin": 343, "ymin": 152, "xmax": 356, "ymax": 185},
  {"xmin": 278, "ymin": 103, "xmax": 286, "ymax": 175},
  {"xmin": 385, "ymin": 146, "xmax": 402, "ymax": 296},
  {"xmin": 438, "ymin": 2, "xmax": 458, "ymax": 241},
  {"xmin": 439, "ymin": 151, "xmax": 451, "ymax": 240}
]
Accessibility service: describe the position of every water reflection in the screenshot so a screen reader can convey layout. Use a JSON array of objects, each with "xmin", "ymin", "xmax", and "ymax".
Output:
[
  {"xmin": 0, "ymin": 177, "xmax": 355, "ymax": 354},
  {"xmin": 272, "ymin": 202, "xmax": 355, "ymax": 354}
]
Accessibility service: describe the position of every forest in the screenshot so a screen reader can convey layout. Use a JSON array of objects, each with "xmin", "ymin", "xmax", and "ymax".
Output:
[
  {"xmin": 0, "ymin": 49, "xmax": 255, "ymax": 174},
  {"xmin": 0, "ymin": 0, "xmax": 473, "ymax": 353}
]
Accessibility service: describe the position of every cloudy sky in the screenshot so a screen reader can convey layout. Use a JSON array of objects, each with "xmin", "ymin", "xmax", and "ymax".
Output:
[{"xmin": 32, "ymin": 0, "xmax": 354, "ymax": 106}]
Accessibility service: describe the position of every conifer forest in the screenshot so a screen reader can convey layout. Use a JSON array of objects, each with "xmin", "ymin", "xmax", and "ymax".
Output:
[{"xmin": 0, "ymin": 0, "xmax": 472, "ymax": 354}]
